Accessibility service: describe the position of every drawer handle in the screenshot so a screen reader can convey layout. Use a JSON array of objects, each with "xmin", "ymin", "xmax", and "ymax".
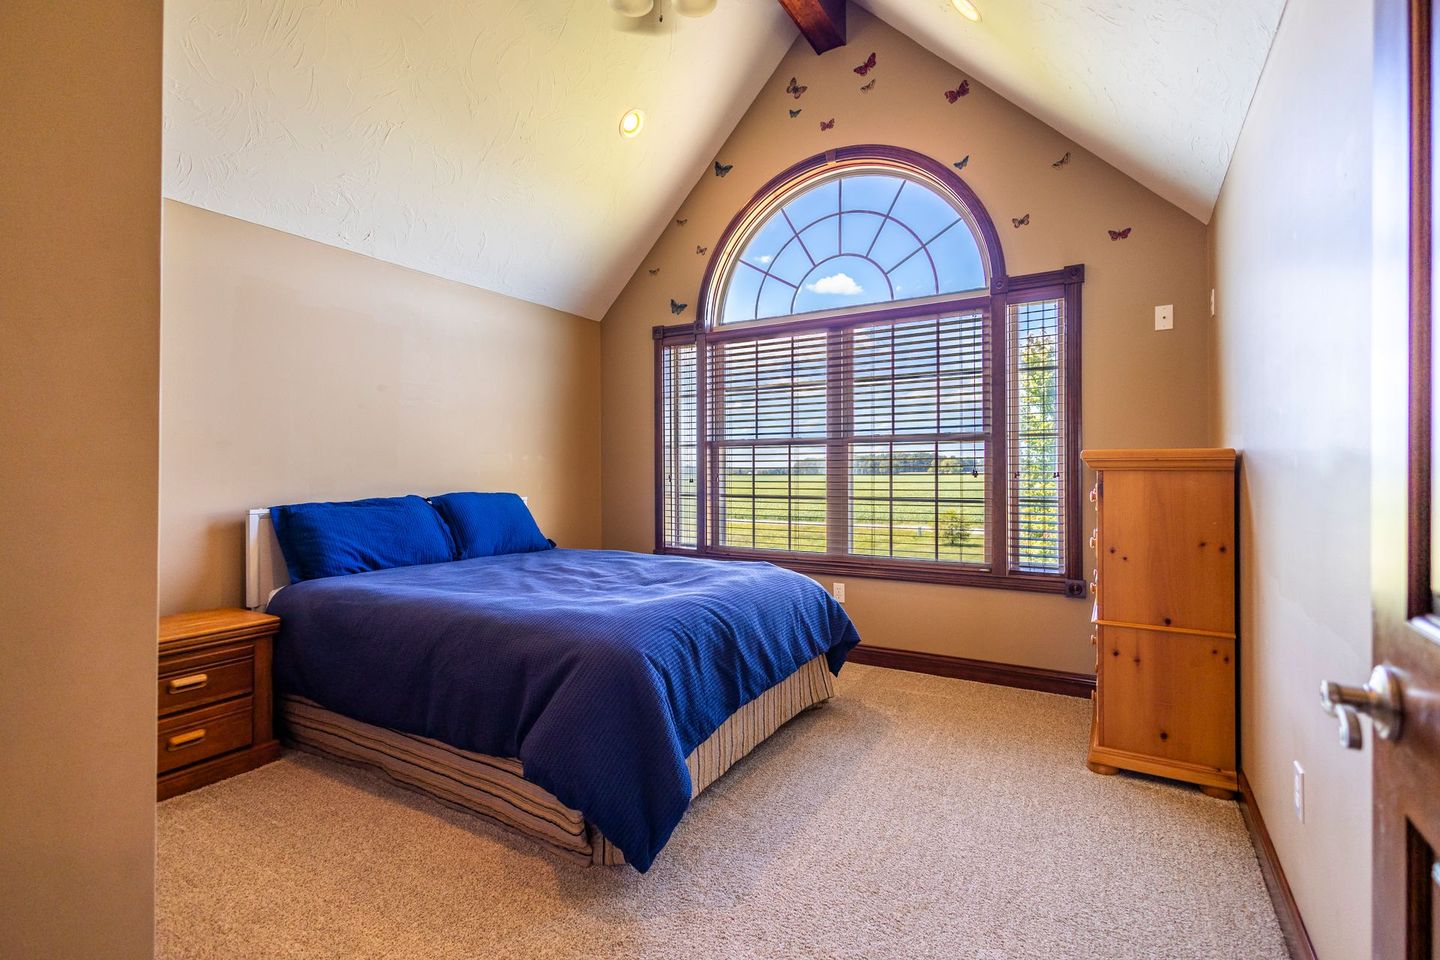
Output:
[
  {"xmin": 1089, "ymin": 632, "xmax": 1097, "ymax": 646},
  {"xmin": 1089, "ymin": 581, "xmax": 1097, "ymax": 595},
  {"xmin": 166, "ymin": 729, "xmax": 207, "ymax": 751},
  {"xmin": 1089, "ymin": 486, "xmax": 1098, "ymax": 503},
  {"xmin": 166, "ymin": 673, "xmax": 209, "ymax": 694},
  {"xmin": 1088, "ymin": 534, "xmax": 1097, "ymax": 551}
]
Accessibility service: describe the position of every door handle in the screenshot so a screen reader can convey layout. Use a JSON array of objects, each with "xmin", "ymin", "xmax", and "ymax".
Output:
[{"xmin": 1319, "ymin": 664, "xmax": 1404, "ymax": 750}]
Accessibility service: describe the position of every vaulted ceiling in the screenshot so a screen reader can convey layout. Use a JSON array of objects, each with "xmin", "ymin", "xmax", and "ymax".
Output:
[
  {"xmin": 855, "ymin": 0, "xmax": 1287, "ymax": 222},
  {"xmin": 164, "ymin": 0, "xmax": 1286, "ymax": 320}
]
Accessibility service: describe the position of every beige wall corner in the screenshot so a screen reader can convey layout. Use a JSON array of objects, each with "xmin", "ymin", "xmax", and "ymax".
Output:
[
  {"xmin": 1209, "ymin": 0, "xmax": 1374, "ymax": 956},
  {"xmin": 0, "ymin": 1, "xmax": 162, "ymax": 957},
  {"xmin": 158, "ymin": 202, "xmax": 603, "ymax": 614},
  {"xmin": 600, "ymin": 4, "xmax": 1213, "ymax": 674}
]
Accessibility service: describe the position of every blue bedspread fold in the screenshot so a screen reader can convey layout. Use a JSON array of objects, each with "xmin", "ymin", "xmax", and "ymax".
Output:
[{"xmin": 267, "ymin": 548, "xmax": 860, "ymax": 871}]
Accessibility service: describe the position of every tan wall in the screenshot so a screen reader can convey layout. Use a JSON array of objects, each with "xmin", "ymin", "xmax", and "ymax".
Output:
[
  {"xmin": 0, "ymin": 2, "xmax": 161, "ymax": 957},
  {"xmin": 1208, "ymin": 0, "xmax": 1373, "ymax": 956},
  {"xmin": 600, "ymin": 6, "xmax": 1213, "ymax": 674},
  {"xmin": 159, "ymin": 201, "xmax": 602, "ymax": 614}
]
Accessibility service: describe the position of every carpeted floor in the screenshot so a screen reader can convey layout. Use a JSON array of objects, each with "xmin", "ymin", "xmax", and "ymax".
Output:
[{"xmin": 156, "ymin": 665, "xmax": 1288, "ymax": 960}]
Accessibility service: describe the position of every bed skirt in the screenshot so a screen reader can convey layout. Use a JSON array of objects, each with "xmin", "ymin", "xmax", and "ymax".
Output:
[{"xmin": 280, "ymin": 654, "xmax": 835, "ymax": 866}]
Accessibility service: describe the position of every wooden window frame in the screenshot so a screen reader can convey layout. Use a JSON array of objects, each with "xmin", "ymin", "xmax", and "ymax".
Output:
[{"xmin": 654, "ymin": 146, "xmax": 1085, "ymax": 597}]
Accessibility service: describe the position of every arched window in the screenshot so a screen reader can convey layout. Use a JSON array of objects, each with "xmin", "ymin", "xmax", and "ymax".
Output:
[{"xmin": 656, "ymin": 146, "xmax": 1084, "ymax": 594}]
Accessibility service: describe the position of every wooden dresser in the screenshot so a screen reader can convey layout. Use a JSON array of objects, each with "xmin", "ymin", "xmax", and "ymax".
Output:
[
  {"xmin": 1081, "ymin": 448, "xmax": 1238, "ymax": 799},
  {"xmin": 158, "ymin": 608, "xmax": 282, "ymax": 800}
]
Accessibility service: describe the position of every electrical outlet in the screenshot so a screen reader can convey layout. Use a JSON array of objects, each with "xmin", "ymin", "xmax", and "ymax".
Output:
[
  {"xmin": 1155, "ymin": 304, "xmax": 1174, "ymax": 331},
  {"xmin": 833, "ymin": 582, "xmax": 846, "ymax": 603},
  {"xmin": 1293, "ymin": 761, "xmax": 1305, "ymax": 824}
]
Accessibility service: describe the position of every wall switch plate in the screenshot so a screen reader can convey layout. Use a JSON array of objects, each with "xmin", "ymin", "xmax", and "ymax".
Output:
[
  {"xmin": 1209, "ymin": 288, "xmax": 1216, "ymax": 316},
  {"xmin": 833, "ymin": 582, "xmax": 846, "ymax": 603},
  {"xmin": 1293, "ymin": 761, "xmax": 1305, "ymax": 823},
  {"xmin": 1155, "ymin": 304, "xmax": 1174, "ymax": 331}
]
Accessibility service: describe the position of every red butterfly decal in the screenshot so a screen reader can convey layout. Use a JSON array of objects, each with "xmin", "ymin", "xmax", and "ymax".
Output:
[
  {"xmin": 820, "ymin": 118, "xmax": 835, "ymax": 131},
  {"xmin": 786, "ymin": 76, "xmax": 808, "ymax": 99},
  {"xmin": 944, "ymin": 80, "xmax": 971, "ymax": 103},
  {"xmin": 1108, "ymin": 227, "xmax": 1132, "ymax": 241},
  {"xmin": 854, "ymin": 52, "xmax": 877, "ymax": 76}
]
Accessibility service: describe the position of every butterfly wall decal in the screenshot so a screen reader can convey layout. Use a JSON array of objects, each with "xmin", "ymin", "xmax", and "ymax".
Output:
[
  {"xmin": 675, "ymin": 218, "xmax": 687, "ymax": 226},
  {"xmin": 953, "ymin": 155, "xmax": 970, "ymax": 170},
  {"xmin": 696, "ymin": 245, "xmax": 708, "ymax": 255},
  {"xmin": 1011, "ymin": 214, "xmax": 1030, "ymax": 228},
  {"xmin": 859, "ymin": 78, "xmax": 876, "ymax": 93},
  {"xmin": 786, "ymin": 77, "xmax": 807, "ymax": 99},
  {"xmin": 714, "ymin": 161, "xmax": 733, "ymax": 178},
  {"xmin": 1108, "ymin": 227, "xmax": 1132, "ymax": 240},
  {"xmin": 670, "ymin": 300, "xmax": 688, "ymax": 316},
  {"xmin": 944, "ymin": 80, "xmax": 970, "ymax": 103},
  {"xmin": 820, "ymin": 118, "xmax": 835, "ymax": 131},
  {"xmin": 853, "ymin": 52, "xmax": 877, "ymax": 76},
  {"xmin": 1052, "ymin": 151, "xmax": 1072, "ymax": 168},
  {"xmin": 789, "ymin": 108, "xmax": 802, "ymax": 118},
  {"xmin": 648, "ymin": 268, "xmax": 660, "ymax": 276}
]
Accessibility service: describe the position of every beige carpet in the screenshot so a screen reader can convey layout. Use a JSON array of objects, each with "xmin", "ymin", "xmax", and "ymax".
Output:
[{"xmin": 157, "ymin": 665, "xmax": 1288, "ymax": 960}]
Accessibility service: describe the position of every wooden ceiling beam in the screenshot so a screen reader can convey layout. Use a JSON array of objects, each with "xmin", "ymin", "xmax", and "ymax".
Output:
[{"xmin": 775, "ymin": 0, "xmax": 846, "ymax": 55}]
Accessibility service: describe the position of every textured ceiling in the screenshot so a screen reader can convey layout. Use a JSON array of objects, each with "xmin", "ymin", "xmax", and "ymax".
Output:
[
  {"xmin": 859, "ymin": 0, "xmax": 1287, "ymax": 222},
  {"xmin": 163, "ymin": 0, "xmax": 794, "ymax": 320},
  {"xmin": 165, "ymin": 0, "xmax": 1283, "ymax": 319}
]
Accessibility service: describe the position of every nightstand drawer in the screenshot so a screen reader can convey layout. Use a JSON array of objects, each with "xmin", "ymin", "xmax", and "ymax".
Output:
[
  {"xmin": 157, "ymin": 642, "xmax": 254, "ymax": 716},
  {"xmin": 157, "ymin": 697, "xmax": 253, "ymax": 775}
]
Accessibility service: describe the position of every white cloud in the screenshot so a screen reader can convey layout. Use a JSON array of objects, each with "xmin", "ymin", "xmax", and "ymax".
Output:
[
  {"xmin": 804, "ymin": 272, "xmax": 864, "ymax": 296},
  {"xmin": 759, "ymin": 255, "xmax": 773, "ymax": 264}
]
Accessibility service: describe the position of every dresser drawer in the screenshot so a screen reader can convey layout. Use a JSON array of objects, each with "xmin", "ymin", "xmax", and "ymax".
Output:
[
  {"xmin": 1095, "ymin": 625, "xmax": 1235, "ymax": 772},
  {"xmin": 157, "ymin": 697, "xmax": 253, "ymax": 774},
  {"xmin": 157, "ymin": 642, "xmax": 253, "ymax": 716},
  {"xmin": 1095, "ymin": 469, "xmax": 1235, "ymax": 633}
]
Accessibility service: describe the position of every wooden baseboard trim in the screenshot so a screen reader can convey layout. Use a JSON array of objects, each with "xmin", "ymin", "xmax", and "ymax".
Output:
[
  {"xmin": 1237, "ymin": 771, "xmax": 1318, "ymax": 960},
  {"xmin": 846, "ymin": 644, "xmax": 1096, "ymax": 698}
]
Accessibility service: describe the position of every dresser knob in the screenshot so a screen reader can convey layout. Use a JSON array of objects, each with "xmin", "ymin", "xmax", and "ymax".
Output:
[
  {"xmin": 1089, "ymin": 486, "xmax": 1098, "ymax": 503},
  {"xmin": 167, "ymin": 673, "xmax": 208, "ymax": 694},
  {"xmin": 166, "ymin": 729, "xmax": 207, "ymax": 751}
]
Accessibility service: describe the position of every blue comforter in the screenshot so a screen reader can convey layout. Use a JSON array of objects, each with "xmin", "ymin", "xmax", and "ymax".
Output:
[{"xmin": 267, "ymin": 548, "xmax": 860, "ymax": 871}]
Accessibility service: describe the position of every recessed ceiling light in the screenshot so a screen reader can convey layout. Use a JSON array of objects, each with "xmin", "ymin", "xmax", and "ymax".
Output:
[
  {"xmin": 951, "ymin": 0, "xmax": 981, "ymax": 22},
  {"xmin": 619, "ymin": 109, "xmax": 645, "ymax": 139}
]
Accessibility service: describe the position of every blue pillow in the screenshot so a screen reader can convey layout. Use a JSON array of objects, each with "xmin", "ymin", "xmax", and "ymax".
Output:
[
  {"xmin": 269, "ymin": 495, "xmax": 457, "ymax": 583},
  {"xmin": 429, "ymin": 492, "xmax": 552, "ymax": 560}
]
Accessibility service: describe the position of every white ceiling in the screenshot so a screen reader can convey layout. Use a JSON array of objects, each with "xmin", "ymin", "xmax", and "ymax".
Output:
[
  {"xmin": 164, "ymin": 0, "xmax": 1284, "ymax": 320},
  {"xmin": 861, "ymin": 0, "xmax": 1287, "ymax": 222},
  {"xmin": 163, "ymin": 0, "xmax": 794, "ymax": 320}
]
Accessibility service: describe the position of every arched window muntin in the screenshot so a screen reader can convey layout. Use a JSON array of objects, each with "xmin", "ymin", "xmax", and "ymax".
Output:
[
  {"xmin": 660, "ymin": 146, "xmax": 1084, "ymax": 596},
  {"xmin": 700, "ymin": 146, "xmax": 1007, "ymax": 332}
]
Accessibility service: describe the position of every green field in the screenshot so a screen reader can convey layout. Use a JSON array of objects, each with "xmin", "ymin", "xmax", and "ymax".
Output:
[{"xmin": 712, "ymin": 469, "xmax": 988, "ymax": 562}]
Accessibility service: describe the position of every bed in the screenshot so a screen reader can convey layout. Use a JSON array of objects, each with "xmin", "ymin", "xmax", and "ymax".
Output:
[{"xmin": 247, "ymin": 502, "xmax": 860, "ymax": 871}]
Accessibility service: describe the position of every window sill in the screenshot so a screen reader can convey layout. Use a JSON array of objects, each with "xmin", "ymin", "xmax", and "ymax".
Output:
[{"xmin": 656, "ymin": 547, "xmax": 1085, "ymax": 597}]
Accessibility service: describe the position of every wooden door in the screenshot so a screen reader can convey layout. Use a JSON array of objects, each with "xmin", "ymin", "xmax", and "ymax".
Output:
[{"xmin": 1372, "ymin": 1, "xmax": 1440, "ymax": 956}]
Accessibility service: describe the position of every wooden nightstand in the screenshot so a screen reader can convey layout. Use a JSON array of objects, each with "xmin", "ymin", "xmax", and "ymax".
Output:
[{"xmin": 157, "ymin": 608, "xmax": 282, "ymax": 800}]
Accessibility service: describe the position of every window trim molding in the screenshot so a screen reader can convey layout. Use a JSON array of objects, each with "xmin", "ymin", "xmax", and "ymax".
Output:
[{"xmin": 654, "ymin": 146, "xmax": 1085, "ymax": 597}]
